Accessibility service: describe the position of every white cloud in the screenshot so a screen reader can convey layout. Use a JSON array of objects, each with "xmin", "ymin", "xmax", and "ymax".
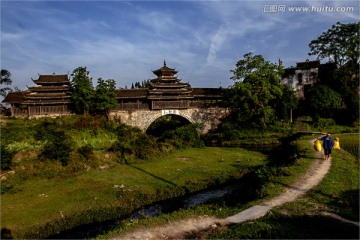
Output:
[{"xmin": 1, "ymin": 0, "xmax": 358, "ymax": 95}]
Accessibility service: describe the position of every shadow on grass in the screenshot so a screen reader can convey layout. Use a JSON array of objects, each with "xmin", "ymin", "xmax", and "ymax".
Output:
[
  {"xmin": 206, "ymin": 213, "xmax": 360, "ymax": 239},
  {"xmin": 125, "ymin": 163, "xmax": 177, "ymax": 187},
  {"xmin": 309, "ymin": 188, "xmax": 360, "ymax": 221}
]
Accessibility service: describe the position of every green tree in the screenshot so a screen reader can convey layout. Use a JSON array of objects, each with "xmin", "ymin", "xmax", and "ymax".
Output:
[
  {"xmin": 276, "ymin": 85, "xmax": 299, "ymax": 121},
  {"xmin": 228, "ymin": 52, "xmax": 283, "ymax": 128},
  {"xmin": 308, "ymin": 22, "xmax": 359, "ymax": 123},
  {"xmin": 306, "ymin": 84, "xmax": 342, "ymax": 119},
  {"xmin": 92, "ymin": 78, "xmax": 117, "ymax": 119},
  {"xmin": 70, "ymin": 67, "xmax": 94, "ymax": 115},
  {"xmin": 308, "ymin": 22, "xmax": 359, "ymax": 67},
  {"xmin": 1, "ymin": 69, "xmax": 12, "ymax": 97},
  {"xmin": 335, "ymin": 64, "xmax": 359, "ymax": 123}
]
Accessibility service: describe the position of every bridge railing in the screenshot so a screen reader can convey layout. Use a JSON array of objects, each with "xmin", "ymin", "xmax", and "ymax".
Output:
[
  {"xmin": 152, "ymin": 100, "xmax": 189, "ymax": 110},
  {"xmin": 116, "ymin": 102, "xmax": 149, "ymax": 110},
  {"xmin": 189, "ymin": 100, "xmax": 224, "ymax": 108}
]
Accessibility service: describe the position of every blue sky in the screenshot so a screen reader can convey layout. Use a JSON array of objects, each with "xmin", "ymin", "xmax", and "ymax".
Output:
[{"xmin": 1, "ymin": 0, "xmax": 359, "ymax": 92}]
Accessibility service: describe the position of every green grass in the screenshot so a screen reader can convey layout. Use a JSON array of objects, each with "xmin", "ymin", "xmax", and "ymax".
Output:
[
  {"xmin": 203, "ymin": 136, "xmax": 359, "ymax": 239},
  {"xmin": 98, "ymin": 137, "xmax": 315, "ymax": 239},
  {"xmin": 99, "ymin": 136, "xmax": 359, "ymax": 239},
  {"xmin": 2, "ymin": 116, "xmax": 357, "ymax": 239},
  {"xmin": 69, "ymin": 129, "xmax": 117, "ymax": 150},
  {"xmin": 337, "ymin": 134, "xmax": 359, "ymax": 158},
  {"xmin": 1, "ymin": 147, "xmax": 267, "ymax": 239}
]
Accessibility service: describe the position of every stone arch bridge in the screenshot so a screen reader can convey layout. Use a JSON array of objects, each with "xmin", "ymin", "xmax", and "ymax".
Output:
[
  {"xmin": 110, "ymin": 107, "xmax": 228, "ymax": 134},
  {"xmin": 109, "ymin": 62, "xmax": 229, "ymax": 134}
]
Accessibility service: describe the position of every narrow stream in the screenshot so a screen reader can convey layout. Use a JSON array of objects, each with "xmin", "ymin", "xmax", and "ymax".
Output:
[
  {"xmin": 49, "ymin": 184, "xmax": 237, "ymax": 239},
  {"xmin": 49, "ymin": 144, "xmax": 284, "ymax": 239}
]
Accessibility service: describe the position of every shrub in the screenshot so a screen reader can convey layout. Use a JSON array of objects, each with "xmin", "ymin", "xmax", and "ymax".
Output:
[
  {"xmin": 1, "ymin": 144, "xmax": 14, "ymax": 170},
  {"xmin": 133, "ymin": 134, "xmax": 158, "ymax": 160},
  {"xmin": 78, "ymin": 144, "xmax": 94, "ymax": 159},
  {"xmin": 110, "ymin": 124, "xmax": 158, "ymax": 161},
  {"xmin": 41, "ymin": 129, "xmax": 74, "ymax": 166},
  {"xmin": 317, "ymin": 118, "xmax": 336, "ymax": 128},
  {"xmin": 34, "ymin": 120, "xmax": 74, "ymax": 166},
  {"xmin": 160, "ymin": 124, "xmax": 204, "ymax": 149},
  {"xmin": 34, "ymin": 119, "xmax": 58, "ymax": 141}
]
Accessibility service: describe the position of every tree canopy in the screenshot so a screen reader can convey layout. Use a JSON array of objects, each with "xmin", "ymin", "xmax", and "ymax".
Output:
[
  {"xmin": 92, "ymin": 78, "xmax": 117, "ymax": 119},
  {"xmin": 308, "ymin": 22, "xmax": 359, "ymax": 124},
  {"xmin": 1, "ymin": 69, "xmax": 12, "ymax": 97},
  {"xmin": 308, "ymin": 21, "xmax": 359, "ymax": 67},
  {"xmin": 70, "ymin": 67, "xmax": 94, "ymax": 115},
  {"xmin": 306, "ymin": 84, "xmax": 342, "ymax": 118},
  {"xmin": 227, "ymin": 52, "xmax": 295, "ymax": 128}
]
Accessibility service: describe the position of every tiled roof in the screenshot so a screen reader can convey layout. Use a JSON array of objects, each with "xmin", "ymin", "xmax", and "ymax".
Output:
[
  {"xmin": 152, "ymin": 62, "xmax": 178, "ymax": 77},
  {"xmin": 33, "ymin": 74, "xmax": 69, "ymax": 84},
  {"xmin": 24, "ymin": 93, "xmax": 71, "ymax": 99},
  {"xmin": 283, "ymin": 68, "xmax": 296, "ymax": 77},
  {"xmin": 2, "ymin": 92, "xmax": 25, "ymax": 103},
  {"xmin": 296, "ymin": 60, "xmax": 320, "ymax": 69},
  {"xmin": 28, "ymin": 86, "xmax": 71, "ymax": 92},
  {"xmin": 22, "ymin": 100, "xmax": 71, "ymax": 105}
]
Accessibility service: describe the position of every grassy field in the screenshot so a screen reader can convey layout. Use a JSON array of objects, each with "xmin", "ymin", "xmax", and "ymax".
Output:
[
  {"xmin": 99, "ymin": 135, "xmax": 359, "ymax": 239},
  {"xmin": 1, "ymin": 147, "xmax": 268, "ymax": 239},
  {"xmin": 194, "ymin": 136, "xmax": 359, "ymax": 239},
  {"xmin": 2, "ymin": 117, "xmax": 358, "ymax": 239}
]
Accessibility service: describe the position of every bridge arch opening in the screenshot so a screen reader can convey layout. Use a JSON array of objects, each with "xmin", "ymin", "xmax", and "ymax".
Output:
[{"xmin": 145, "ymin": 114, "xmax": 192, "ymax": 137}]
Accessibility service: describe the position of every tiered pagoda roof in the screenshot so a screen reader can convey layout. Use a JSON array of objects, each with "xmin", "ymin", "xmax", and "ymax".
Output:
[
  {"xmin": 148, "ymin": 61, "xmax": 193, "ymax": 100},
  {"xmin": 3, "ymin": 74, "xmax": 72, "ymax": 105}
]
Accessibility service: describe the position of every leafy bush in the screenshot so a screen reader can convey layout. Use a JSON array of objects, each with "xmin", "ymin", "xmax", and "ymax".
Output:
[
  {"xmin": 110, "ymin": 124, "xmax": 158, "ymax": 160},
  {"xmin": 0, "ymin": 143, "xmax": 14, "ymax": 170},
  {"xmin": 316, "ymin": 118, "xmax": 336, "ymax": 128},
  {"xmin": 34, "ymin": 121, "xmax": 74, "ymax": 166},
  {"xmin": 78, "ymin": 144, "xmax": 94, "ymax": 159},
  {"xmin": 160, "ymin": 124, "xmax": 204, "ymax": 149},
  {"xmin": 34, "ymin": 119, "xmax": 58, "ymax": 141},
  {"xmin": 42, "ymin": 129, "xmax": 74, "ymax": 166},
  {"xmin": 133, "ymin": 134, "xmax": 158, "ymax": 160}
]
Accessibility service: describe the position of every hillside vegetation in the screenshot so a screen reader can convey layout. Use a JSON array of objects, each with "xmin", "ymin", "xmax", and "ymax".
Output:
[{"xmin": 1, "ymin": 116, "xmax": 269, "ymax": 238}]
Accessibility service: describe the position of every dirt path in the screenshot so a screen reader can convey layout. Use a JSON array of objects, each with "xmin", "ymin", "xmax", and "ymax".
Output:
[{"xmin": 111, "ymin": 140, "xmax": 332, "ymax": 240}]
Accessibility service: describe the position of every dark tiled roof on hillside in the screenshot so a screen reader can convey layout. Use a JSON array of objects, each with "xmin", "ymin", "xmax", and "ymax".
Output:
[
  {"xmin": 283, "ymin": 67, "xmax": 296, "ymax": 78},
  {"xmin": 296, "ymin": 60, "xmax": 320, "ymax": 69}
]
